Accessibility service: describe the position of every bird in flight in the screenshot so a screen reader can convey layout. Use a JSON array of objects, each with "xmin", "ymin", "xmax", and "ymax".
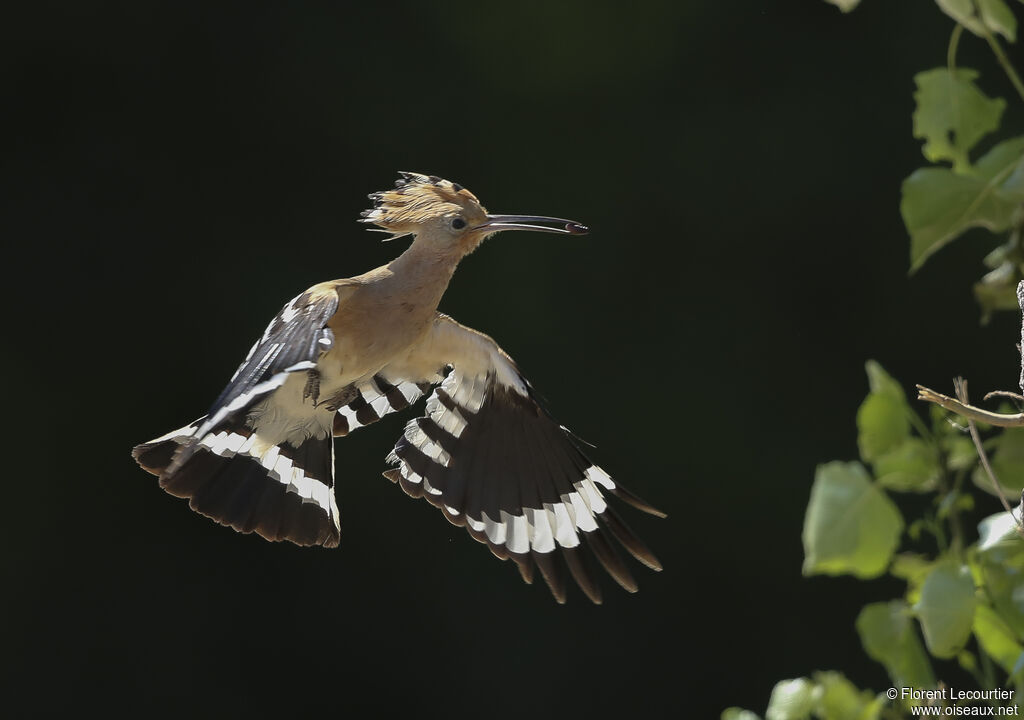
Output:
[{"xmin": 133, "ymin": 172, "xmax": 664, "ymax": 603}]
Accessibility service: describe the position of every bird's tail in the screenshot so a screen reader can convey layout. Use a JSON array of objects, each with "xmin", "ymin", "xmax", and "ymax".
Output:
[{"xmin": 132, "ymin": 418, "xmax": 340, "ymax": 548}]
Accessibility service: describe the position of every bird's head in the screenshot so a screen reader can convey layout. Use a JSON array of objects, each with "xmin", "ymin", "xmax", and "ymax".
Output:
[{"xmin": 360, "ymin": 172, "xmax": 588, "ymax": 253}]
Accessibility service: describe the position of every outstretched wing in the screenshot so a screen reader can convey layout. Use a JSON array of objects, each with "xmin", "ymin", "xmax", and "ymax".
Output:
[
  {"xmin": 382, "ymin": 314, "xmax": 665, "ymax": 604},
  {"xmin": 200, "ymin": 286, "xmax": 340, "ymax": 435},
  {"xmin": 141, "ymin": 283, "xmax": 344, "ymax": 545}
]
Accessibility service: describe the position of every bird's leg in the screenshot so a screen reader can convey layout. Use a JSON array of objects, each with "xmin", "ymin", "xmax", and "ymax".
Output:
[
  {"xmin": 303, "ymin": 369, "xmax": 321, "ymax": 405},
  {"xmin": 318, "ymin": 385, "xmax": 359, "ymax": 412}
]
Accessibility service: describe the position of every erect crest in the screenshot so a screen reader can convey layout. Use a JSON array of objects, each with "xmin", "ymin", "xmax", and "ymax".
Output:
[{"xmin": 359, "ymin": 172, "xmax": 487, "ymax": 235}]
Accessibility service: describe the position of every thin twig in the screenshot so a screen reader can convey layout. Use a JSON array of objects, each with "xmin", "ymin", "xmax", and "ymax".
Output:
[
  {"xmin": 953, "ymin": 378, "xmax": 1024, "ymax": 537},
  {"xmin": 983, "ymin": 390, "xmax": 1024, "ymax": 404},
  {"xmin": 1018, "ymin": 279, "xmax": 1024, "ymax": 394},
  {"xmin": 980, "ymin": 23, "xmax": 1024, "ymax": 104},
  {"xmin": 917, "ymin": 385, "xmax": 1024, "ymax": 426},
  {"xmin": 947, "ymin": 22, "xmax": 963, "ymax": 77},
  {"xmin": 942, "ymin": 380, "xmax": 966, "ymax": 554}
]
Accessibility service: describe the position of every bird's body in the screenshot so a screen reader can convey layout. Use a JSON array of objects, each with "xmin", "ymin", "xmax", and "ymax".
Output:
[{"xmin": 134, "ymin": 172, "xmax": 663, "ymax": 603}]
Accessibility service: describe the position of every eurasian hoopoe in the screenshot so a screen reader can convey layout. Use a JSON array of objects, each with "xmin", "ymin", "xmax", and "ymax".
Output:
[{"xmin": 133, "ymin": 172, "xmax": 664, "ymax": 603}]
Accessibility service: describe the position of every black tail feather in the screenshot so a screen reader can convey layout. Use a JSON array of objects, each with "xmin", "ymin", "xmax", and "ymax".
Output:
[
  {"xmin": 132, "ymin": 438, "xmax": 179, "ymax": 478},
  {"xmin": 132, "ymin": 421, "xmax": 339, "ymax": 549}
]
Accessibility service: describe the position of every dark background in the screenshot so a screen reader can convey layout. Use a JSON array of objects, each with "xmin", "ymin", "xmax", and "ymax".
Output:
[{"xmin": 7, "ymin": 0, "xmax": 1024, "ymax": 716}]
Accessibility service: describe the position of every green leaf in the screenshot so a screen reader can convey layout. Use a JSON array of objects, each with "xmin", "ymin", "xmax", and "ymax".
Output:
[
  {"xmin": 908, "ymin": 518, "xmax": 929, "ymax": 542},
  {"xmin": 765, "ymin": 678, "xmax": 816, "ymax": 720},
  {"xmin": 958, "ymin": 649, "xmax": 978, "ymax": 673},
  {"xmin": 874, "ymin": 438, "xmax": 940, "ymax": 492},
  {"xmin": 891, "ymin": 553, "xmax": 934, "ymax": 583},
  {"xmin": 902, "ymin": 136, "xmax": 1024, "ymax": 270},
  {"xmin": 803, "ymin": 462, "xmax": 905, "ymax": 578},
  {"xmin": 858, "ymin": 361, "xmax": 911, "ymax": 462},
  {"xmin": 865, "ymin": 359, "xmax": 905, "ymax": 397},
  {"xmin": 937, "ymin": 424, "xmax": 977, "ymax": 471},
  {"xmin": 857, "ymin": 601, "xmax": 936, "ymax": 690},
  {"xmin": 722, "ymin": 710, "xmax": 762, "ymax": 720},
  {"xmin": 912, "ymin": 68, "xmax": 1005, "ymax": 171},
  {"xmin": 974, "ymin": 260, "xmax": 1023, "ymax": 322},
  {"xmin": 975, "ymin": 516, "xmax": 1024, "ymax": 638},
  {"xmin": 973, "ymin": 426, "xmax": 1024, "ymax": 495},
  {"xmin": 978, "ymin": 0, "xmax": 1019, "ymax": 41},
  {"xmin": 891, "ymin": 553, "xmax": 935, "ymax": 604},
  {"xmin": 913, "ymin": 562, "xmax": 977, "ymax": 658},
  {"xmin": 937, "ymin": 488, "xmax": 974, "ymax": 519},
  {"xmin": 857, "ymin": 396, "xmax": 911, "ymax": 463},
  {"xmin": 934, "ymin": 0, "xmax": 1018, "ymax": 41},
  {"xmin": 974, "ymin": 603, "xmax": 1024, "ymax": 673},
  {"xmin": 1012, "ymin": 650, "xmax": 1024, "ymax": 681},
  {"xmin": 979, "ymin": 559, "xmax": 1024, "ymax": 639},
  {"xmin": 812, "ymin": 671, "xmax": 884, "ymax": 720},
  {"xmin": 951, "ymin": 441, "xmax": 981, "ymax": 468}
]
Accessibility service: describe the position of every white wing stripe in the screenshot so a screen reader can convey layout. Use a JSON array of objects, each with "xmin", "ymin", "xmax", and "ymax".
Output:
[
  {"xmin": 201, "ymin": 359, "xmax": 316, "ymax": 436},
  {"xmin": 397, "ymin": 382, "xmax": 422, "ymax": 404},
  {"xmin": 337, "ymin": 405, "xmax": 364, "ymax": 430},
  {"xmin": 575, "ymin": 478, "xmax": 608, "ymax": 515},
  {"xmin": 585, "ymin": 465, "xmax": 616, "ymax": 491},
  {"xmin": 483, "ymin": 512, "xmax": 506, "ymax": 545},
  {"xmin": 450, "ymin": 372, "xmax": 486, "ymax": 414},
  {"xmin": 567, "ymin": 492, "xmax": 599, "ymax": 533},
  {"xmin": 402, "ymin": 423, "xmax": 452, "ymax": 467},
  {"xmin": 466, "ymin": 499, "xmax": 595, "ymax": 553},
  {"xmin": 504, "ymin": 512, "xmax": 529, "ymax": 554},
  {"xmin": 526, "ymin": 507, "xmax": 556, "ymax": 553},
  {"xmin": 360, "ymin": 385, "xmax": 383, "ymax": 405},
  {"xmin": 370, "ymin": 393, "xmax": 394, "ymax": 417},
  {"xmin": 550, "ymin": 502, "xmax": 582, "ymax": 547},
  {"xmin": 152, "ymin": 423, "xmax": 199, "ymax": 444},
  {"xmin": 431, "ymin": 402, "xmax": 467, "ymax": 437},
  {"xmin": 399, "ymin": 462, "xmax": 422, "ymax": 485}
]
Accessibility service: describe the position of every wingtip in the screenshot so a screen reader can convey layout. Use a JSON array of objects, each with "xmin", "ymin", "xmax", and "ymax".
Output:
[
  {"xmin": 532, "ymin": 550, "xmax": 568, "ymax": 604},
  {"xmin": 563, "ymin": 546, "xmax": 603, "ymax": 604},
  {"xmin": 609, "ymin": 485, "xmax": 667, "ymax": 518},
  {"xmin": 634, "ymin": 549, "xmax": 663, "ymax": 573},
  {"xmin": 512, "ymin": 553, "xmax": 535, "ymax": 585}
]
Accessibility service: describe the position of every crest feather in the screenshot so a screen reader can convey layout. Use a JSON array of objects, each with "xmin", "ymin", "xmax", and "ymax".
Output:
[{"xmin": 359, "ymin": 172, "xmax": 486, "ymax": 234}]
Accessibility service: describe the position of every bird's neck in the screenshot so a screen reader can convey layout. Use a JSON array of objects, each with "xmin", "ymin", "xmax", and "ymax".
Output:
[{"xmin": 384, "ymin": 233, "xmax": 462, "ymax": 310}]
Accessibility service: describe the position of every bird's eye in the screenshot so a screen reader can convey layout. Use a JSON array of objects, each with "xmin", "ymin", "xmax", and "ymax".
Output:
[{"xmin": 451, "ymin": 218, "xmax": 467, "ymax": 230}]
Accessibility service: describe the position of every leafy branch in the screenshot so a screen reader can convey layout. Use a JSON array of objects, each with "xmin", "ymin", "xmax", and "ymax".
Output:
[
  {"xmin": 919, "ymin": 377, "xmax": 1024, "ymax": 531},
  {"xmin": 916, "ymin": 385, "xmax": 1024, "ymax": 428},
  {"xmin": 727, "ymin": 353, "xmax": 1024, "ymax": 719},
  {"xmin": 917, "ymin": 279, "xmax": 1024, "ymax": 530},
  {"xmin": 897, "ymin": 0, "xmax": 1024, "ymax": 319},
  {"xmin": 725, "ymin": 2, "xmax": 1024, "ymax": 718}
]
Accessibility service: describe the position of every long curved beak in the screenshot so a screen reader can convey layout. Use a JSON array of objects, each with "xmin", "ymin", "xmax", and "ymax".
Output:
[{"xmin": 473, "ymin": 214, "xmax": 589, "ymax": 235}]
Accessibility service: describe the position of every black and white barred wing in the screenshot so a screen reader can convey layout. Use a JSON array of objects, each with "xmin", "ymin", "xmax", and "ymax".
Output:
[
  {"xmin": 384, "ymin": 315, "xmax": 664, "ymax": 604},
  {"xmin": 329, "ymin": 373, "xmax": 440, "ymax": 438},
  {"xmin": 133, "ymin": 285, "xmax": 342, "ymax": 548},
  {"xmin": 200, "ymin": 287, "xmax": 340, "ymax": 435}
]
